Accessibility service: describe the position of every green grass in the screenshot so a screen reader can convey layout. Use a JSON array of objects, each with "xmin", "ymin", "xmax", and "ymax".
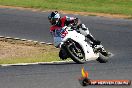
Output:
[
  {"xmin": 0, "ymin": 52, "xmax": 60, "ymax": 64},
  {"xmin": 0, "ymin": 0, "xmax": 132, "ymax": 15}
]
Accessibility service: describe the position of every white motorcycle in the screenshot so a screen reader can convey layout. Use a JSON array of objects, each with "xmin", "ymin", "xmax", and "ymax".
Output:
[{"xmin": 53, "ymin": 26, "xmax": 111, "ymax": 64}]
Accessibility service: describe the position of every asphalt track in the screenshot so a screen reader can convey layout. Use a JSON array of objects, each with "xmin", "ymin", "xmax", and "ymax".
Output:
[{"xmin": 0, "ymin": 8, "xmax": 132, "ymax": 88}]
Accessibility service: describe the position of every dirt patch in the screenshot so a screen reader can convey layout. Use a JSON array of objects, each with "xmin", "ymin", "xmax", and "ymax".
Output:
[
  {"xmin": 0, "ymin": 37, "xmax": 58, "ymax": 59},
  {"xmin": 0, "ymin": 5, "xmax": 131, "ymax": 19},
  {"xmin": 59, "ymin": 10, "xmax": 131, "ymax": 19}
]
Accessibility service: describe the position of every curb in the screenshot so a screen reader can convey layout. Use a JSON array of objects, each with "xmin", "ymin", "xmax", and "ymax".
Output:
[
  {"xmin": 0, "ymin": 60, "xmax": 73, "ymax": 67},
  {"xmin": 0, "ymin": 36, "xmax": 53, "ymax": 45}
]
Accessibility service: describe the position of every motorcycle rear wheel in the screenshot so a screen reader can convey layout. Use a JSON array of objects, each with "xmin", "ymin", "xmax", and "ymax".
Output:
[{"xmin": 96, "ymin": 53, "xmax": 109, "ymax": 63}]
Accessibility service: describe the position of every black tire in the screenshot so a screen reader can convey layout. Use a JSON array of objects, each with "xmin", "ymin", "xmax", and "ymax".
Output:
[
  {"xmin": 96, "ymin": 53, "xmax": 109, "ymax": 63},
  {"xmin": 66, "ymin": 39, "xmax": 85, "ymax": 64}
]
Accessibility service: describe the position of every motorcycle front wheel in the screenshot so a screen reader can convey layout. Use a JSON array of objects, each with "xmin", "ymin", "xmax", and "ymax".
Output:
[{"xmin": 66, "ymin": 39, "xmax": 85, "ymax": 64}]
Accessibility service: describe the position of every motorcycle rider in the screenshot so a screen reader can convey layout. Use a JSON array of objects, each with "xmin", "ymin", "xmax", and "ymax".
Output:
[{"xmin": 48, "ymin": 11, "xmax": 101, "ymax": 48}]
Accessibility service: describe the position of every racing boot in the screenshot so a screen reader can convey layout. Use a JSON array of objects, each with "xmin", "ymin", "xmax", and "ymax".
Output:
[
  {"xmin": 86, "ymin": 34, "xmax": 110, "ymax": 56},
  {"xmin": 86, "ymin": 34, "xmax": 101, "ymax": 45},
  {"xmin": 95, "ymin": 44, "xmax": 111, "ymax": 57},
  {"xmin": 98, "ymin": 46, "xmax": 109, "ymax": 56}
]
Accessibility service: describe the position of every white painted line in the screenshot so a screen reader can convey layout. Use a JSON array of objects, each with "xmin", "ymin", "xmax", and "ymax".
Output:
[{"xmin": 0, "ymin": 60, "xmax": 73, "ymax": 67}]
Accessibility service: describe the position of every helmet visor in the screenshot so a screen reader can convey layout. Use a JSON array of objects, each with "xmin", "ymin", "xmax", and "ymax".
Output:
[{"xmin": 49, "ymin": 18, "xmax": 58, "ymax": 25}]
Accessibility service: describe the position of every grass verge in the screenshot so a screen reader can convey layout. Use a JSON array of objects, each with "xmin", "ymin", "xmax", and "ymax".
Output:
[
  {"xmin": 0, "ymin": 0, "xmax": 132, "ymax": 16},
  {"xmin": 0, "ymin": 38, "xmax": 63, "ymax": 64}
]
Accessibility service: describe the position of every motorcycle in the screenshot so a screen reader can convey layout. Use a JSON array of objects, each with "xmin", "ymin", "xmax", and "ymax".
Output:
[{"xmin": 53, "ymin": 25, "xmax": 111, "ymax": 64}]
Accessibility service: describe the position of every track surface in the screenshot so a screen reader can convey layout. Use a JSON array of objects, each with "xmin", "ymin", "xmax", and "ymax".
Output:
[{"xmin": 0, "ymin": 8, "xmax": 132, "ymax": 88}]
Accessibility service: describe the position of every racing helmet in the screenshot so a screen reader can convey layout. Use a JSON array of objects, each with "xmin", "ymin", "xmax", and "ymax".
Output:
[{"xmin": 48, "ymin": 11, "xmax": 61, "ymax": 25}]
